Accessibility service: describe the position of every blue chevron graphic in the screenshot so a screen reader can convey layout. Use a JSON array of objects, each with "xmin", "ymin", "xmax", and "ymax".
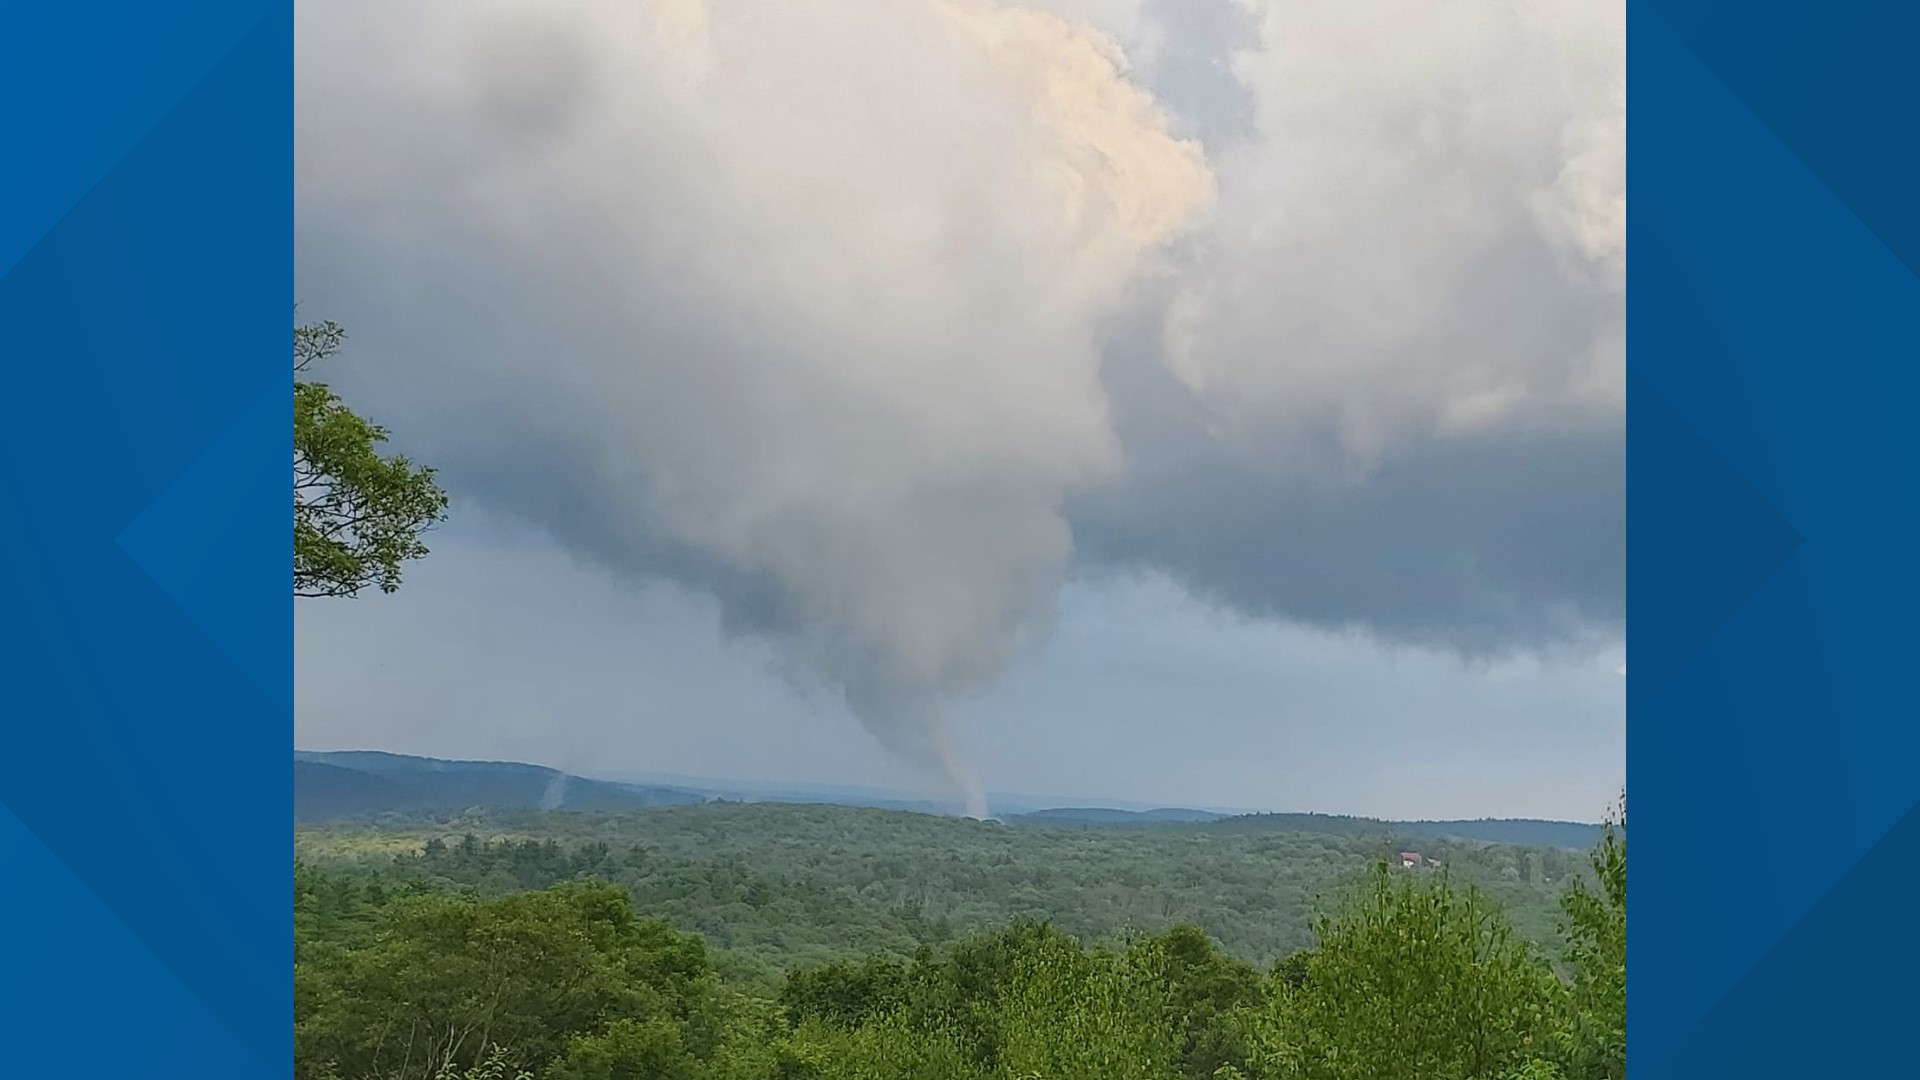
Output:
[
  {"xmin": 0, "ymin": 4, "xmax": 288, "ymax": 1076},
  {"xmin": 0, "ymin": 801, "xmax": 261, "ymax": 1071},
  {"xmin": 0, "ymin": 3, "xmax": 275, "ymax": 280},
  {"xmin": 1633, "ymin": 0, "xmax": 1920, "ymax": 1074}
]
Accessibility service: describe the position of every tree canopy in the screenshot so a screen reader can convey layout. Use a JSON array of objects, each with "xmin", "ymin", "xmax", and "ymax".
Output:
[
  {"xmin": 294, "ymin": 801, "xmax": 1627, "ymax": 1080},
  {"xmin": 293, "ymin": 802, "xmax": 1594, "ymax": 989},
  {"xmin": 294, "ymin": 321, "xmax": 448, "ymax": 597}
]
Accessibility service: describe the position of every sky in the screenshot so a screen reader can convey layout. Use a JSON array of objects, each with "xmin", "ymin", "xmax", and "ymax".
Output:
[{"xmin": 294, "ymin": 0, "xmax": 1625, "ymax": 822}]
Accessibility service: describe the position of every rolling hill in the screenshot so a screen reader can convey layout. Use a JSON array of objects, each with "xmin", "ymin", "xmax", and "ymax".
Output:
[
  {"xmin": 294, "ymin": 750, "xmax": 1604, "ymax": 849},
  {"xmin": 293, "ymin": 751, "xmax": 708, "ymax": 821},
  {"xmin": 1205, "ymin": 811, "xmax": 1605, "ymax": 850},
  {"xmin": 1009, "ymin": 806, "xmax": 1227, "ymax": 826}
]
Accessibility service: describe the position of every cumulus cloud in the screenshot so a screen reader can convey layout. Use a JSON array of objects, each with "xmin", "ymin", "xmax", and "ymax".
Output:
[
  {"xmin": 295, "ymin": 0, "xmax": 1623, "ymax": 806},
  {"xmin": 1075, "ymin": 0, "xmax": 1624, "ymax": 650},
  {"xmin": 1162, "ymin": 0, "xmax": 1625, "ymax": 460}
]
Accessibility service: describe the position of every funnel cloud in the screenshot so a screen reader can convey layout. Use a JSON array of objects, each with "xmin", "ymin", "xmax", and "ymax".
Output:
[{"xmin": 296, "ymin": 0, "xmax": 1624, "ymax": 809}]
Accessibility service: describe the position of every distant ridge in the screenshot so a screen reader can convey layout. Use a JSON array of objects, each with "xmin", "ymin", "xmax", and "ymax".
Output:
[
  {"xmin": 1011, "ymin": 809, "xmax": 1603, "ymax": 849},
  {"xmin": 1388, "ymin": 817, "xmax": 1609, "ymax": 851},
  {"xmin": 293, "ymin": 750, "xmax": 708, "ymax": 821},
  {"xmin": 1192, "ymin": 811, "xmax": 1604, "ymax": 850},
  {"xmin": 294, "ymin": 751, "xmax": 1604, "ymax": 848},
  {"xmin": 1011, "ymin": 807, "xmax": 1226, "ymax": 826}
]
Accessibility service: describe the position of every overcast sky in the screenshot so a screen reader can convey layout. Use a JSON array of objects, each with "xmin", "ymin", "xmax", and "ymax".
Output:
[{"xmin": 295, "ymin": 0, "xmax": 1624, "ymax": 822}]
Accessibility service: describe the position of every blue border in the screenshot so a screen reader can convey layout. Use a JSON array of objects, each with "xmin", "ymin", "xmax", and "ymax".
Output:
[
  {"xmin": 1632, "ymin": 1, "xmax": 1920, "ymax": 1076},
  {"xmin": 3, "ymin": 1, "xmax": 1916, "ymax": 1076},
  {"xmin": 1, "ymin": 2, "xmax": 287, "ymax": 1074}
]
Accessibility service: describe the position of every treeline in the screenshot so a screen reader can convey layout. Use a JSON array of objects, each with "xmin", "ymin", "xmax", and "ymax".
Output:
[
  {"xmin": 295, "ymin": 802, "xmax": 1590, "ymax": 985},
  {"xmin": 295, "ymin": 818, "xmax": 1623, "ymax": 1080}
]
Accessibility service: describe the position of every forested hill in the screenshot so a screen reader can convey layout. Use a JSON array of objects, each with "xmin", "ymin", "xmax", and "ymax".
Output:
[
  {"xmin": 1391, "ymin": 817, "xmax": 1610, "ymax": 850},
  {"xmin": 294, "ymin": 800, "xmax": 1593, "ymax": 987},
  {"xmin": 294, "ymin": 750, "xmax": 707, "ymax": 821},
  {"xmin": 1011, "ymin": 806, "xmax": 1226, "ymax": 825},
  {"xmin": 1196, "ymin": 812, "xmax": 1606, "ymax": 851},
  {"xmin": 1011, "ymin": 807, "xmax": 1603, "ymax": 849}
]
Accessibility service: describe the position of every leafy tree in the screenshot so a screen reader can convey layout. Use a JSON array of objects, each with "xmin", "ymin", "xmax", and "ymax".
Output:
[
  {"xmin": 1555, "ymin": 796, "xmax": 1624, "ymax": 1080},
  {"xmin": 294, "ymin": 321, "xmax": 447, "ymax": 598},
  {"xmin": 1127, "ymin": 926, "xmax": 1266, "ymax": 1080},
  {"xmin": 780, "ymin": 956, "xmax": 910, "ymax": 1031},
  {"xmin": 786, "ymin": 1013, "xmax": 977, "ymax": 1080},
  {"xmin": 1248, "ymin": 864, "xmax": 1562, "ymax": 1080},
  {"xmin": 546, "ymin": 1018, "xmax": 699, "ymax": 1080},
  {"xmin": 294, "ymin": 880, "xmax": 725, "ymax": 1080},
  {"xmin": 991, "ymin": 933, "xmax": 1184, "ymax": 1080}
]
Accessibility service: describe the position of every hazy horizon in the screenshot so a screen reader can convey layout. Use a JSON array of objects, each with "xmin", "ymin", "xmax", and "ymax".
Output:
[{"xmin": 295, "ymin": 744, "xmax": 1612, "ymax": 825}]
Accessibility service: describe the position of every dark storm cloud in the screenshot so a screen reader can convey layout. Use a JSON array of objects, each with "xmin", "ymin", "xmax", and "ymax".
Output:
[{"xmin": 1071, "ymin": 416, "xmax": 1624, "ymax": 654}]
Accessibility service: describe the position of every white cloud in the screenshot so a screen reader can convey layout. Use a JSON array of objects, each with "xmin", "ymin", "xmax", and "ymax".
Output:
[{"xmin": 1162, "ymin": 0, "xmax": 1625, "ymax": 467}]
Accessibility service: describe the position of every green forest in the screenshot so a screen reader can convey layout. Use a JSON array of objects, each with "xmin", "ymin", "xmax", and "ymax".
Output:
[
  {"xmin": 295, "ymin": 802, "xmax": 1624, "ymax": 1080},
  {"xmin": 294, "ymin": 803, "xmax": 1595, "ymax": 987}
]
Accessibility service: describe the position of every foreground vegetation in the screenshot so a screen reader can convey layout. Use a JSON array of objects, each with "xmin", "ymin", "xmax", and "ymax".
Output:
[
  {"xmin": 295, "ymin": 802, "xmax": 1591, "ymax": 987},
  {"xmin": 296, "ymin": 804, "xmax": 1623, "ymax": 1080}
]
